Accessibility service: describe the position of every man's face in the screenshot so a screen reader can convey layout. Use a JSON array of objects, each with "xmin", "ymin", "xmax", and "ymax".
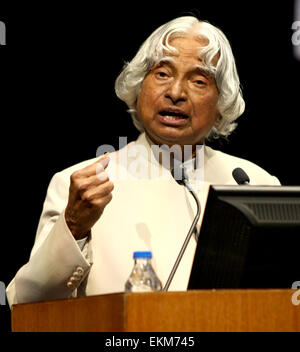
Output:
[{"xmin": 136, "ymin": 35, "xmax": 220, "ymax": 147}]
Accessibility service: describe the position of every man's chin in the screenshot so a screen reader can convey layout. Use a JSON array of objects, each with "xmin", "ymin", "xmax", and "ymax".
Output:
[{"xmin": 145, "ymin": 129, "xmax": 194, "ymax": 147}]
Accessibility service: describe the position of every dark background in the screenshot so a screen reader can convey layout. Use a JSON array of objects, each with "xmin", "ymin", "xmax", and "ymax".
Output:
[{"xmin": 0, "ymin": 1, "xmax": 299, "ymax": 332}]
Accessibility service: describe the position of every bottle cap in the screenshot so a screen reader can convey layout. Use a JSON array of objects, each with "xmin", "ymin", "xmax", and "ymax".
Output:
[{"xmin": 133, "ymin": 251, "xmax": 152, "ymax": 259}]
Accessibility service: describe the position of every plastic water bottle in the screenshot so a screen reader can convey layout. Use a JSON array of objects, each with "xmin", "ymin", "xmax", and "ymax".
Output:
[{"xmin": 125, "ymin": 251, "xmax": 162, "ymax": 292}]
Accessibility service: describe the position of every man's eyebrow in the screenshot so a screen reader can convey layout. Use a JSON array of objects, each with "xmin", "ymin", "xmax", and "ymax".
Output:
[
  {"xmin": 155, "ymin": 56, "xmax": 175, "ymax": 67},
  {"xmin": 193, "ymin": 65, "xmax": 216, "ymax": 78}
]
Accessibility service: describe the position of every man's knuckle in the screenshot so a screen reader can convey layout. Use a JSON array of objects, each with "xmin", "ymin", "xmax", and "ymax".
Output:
[
  {"xmin": 72, "ymin": 179, "xmax": 82, "ymax": 191},
  {"xmin": 93, "ymin": 193, "xmax": 112, "ymax": 208},
  {"xmin": 78, "ymin": 182, "xmax": 89, "ymax": 192},
  {"xmin": 90, "ymin": 198, "xmax": 102, "ymax": 207},
  {"xmin": 106, "ymin": 181, "xmax": 114, "ymax": 193},
  {"xmin": 80, "ymin": 193, "xmax": 88, "ymax": 202},
  {"xmin": 70, "ymin": 171, "xmax": 80, "ymax": 182},
  {"xmin": 103, "ymin": 193, "xmax": 113, "ymax": 205},
  {"xmin": 81, "ymin": 190, "xmax": 92, "ymax": 202},
  {"xmin": 107, "ymin": 193, "xmax": 113, "ymax": 202}
]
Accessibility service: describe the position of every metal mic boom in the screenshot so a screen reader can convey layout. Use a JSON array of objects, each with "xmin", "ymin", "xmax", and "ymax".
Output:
[{"xmin": 163, "ymin": 167, "xmax": 201, "ymax": 291}]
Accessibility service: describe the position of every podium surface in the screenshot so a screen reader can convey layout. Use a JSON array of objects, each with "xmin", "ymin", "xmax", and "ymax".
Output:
[{"xmin": 12, "ymin": 289, "xmax": 300, "ymax": 332}]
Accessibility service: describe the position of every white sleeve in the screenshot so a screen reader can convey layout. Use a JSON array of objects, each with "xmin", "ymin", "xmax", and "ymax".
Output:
[{"xmin": 6, "ymin": 171, "xmax": 93, "ymax": 307}]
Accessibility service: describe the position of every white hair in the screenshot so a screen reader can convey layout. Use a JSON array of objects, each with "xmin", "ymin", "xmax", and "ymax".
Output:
[{"xmin": 115, "ymin": 16, "xmax": 245, "ymax": 139}]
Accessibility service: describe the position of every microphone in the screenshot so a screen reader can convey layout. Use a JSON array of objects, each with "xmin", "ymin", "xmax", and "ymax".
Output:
[
  {"xmin": 232, "ymin": 167, "xmax": 250, "ymax": 185},
  {"xmin": 163, "ymin": 165, "xmax": 201, "ymax": 291}
]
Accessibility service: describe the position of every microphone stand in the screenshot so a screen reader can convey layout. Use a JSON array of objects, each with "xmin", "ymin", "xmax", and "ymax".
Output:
[{"xmin": 163, "ymin": 177, "xmax": 201, "ymax": 291}]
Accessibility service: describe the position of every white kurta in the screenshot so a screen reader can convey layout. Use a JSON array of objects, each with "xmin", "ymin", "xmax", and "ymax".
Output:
[{"xmin": 6, "ymin": 133, "xmax": 280, "ymax": 306}]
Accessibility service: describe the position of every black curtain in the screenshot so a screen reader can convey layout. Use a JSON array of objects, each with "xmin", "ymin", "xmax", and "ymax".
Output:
[{"xmin": 0, "ymin": 1, "xmax": 299, "ymax": 331}]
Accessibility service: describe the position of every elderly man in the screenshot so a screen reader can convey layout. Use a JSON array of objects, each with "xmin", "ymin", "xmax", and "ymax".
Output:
[{"xmin": 7, "ymin": 16, "xmax": 279, "ymax": 306}]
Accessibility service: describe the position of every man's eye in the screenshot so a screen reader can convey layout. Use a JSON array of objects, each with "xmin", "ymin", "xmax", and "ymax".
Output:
[
  {"xmin": 195, "ymin": 79, "xmax": 205, "ymax": 85},
  {"xmin": 156, "ymin": 71, "xmax": 169, "ymax": 78}
]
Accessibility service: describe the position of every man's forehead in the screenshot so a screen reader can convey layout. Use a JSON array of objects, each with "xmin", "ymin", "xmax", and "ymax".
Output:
[{"xmin": 168, "ymin": 33, "xmax": 209, "ymax": 46}]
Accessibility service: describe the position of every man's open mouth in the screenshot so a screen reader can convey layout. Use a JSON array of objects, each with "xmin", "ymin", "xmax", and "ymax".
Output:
[{"xmin": 159, "ymin": 110, "xmax": 189, "ymax": 120}]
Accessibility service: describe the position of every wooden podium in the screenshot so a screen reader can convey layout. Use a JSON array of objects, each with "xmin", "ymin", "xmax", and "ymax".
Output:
[{"xmin": 11, "ymin": 289, "xmax": 300, "ymax": 332}]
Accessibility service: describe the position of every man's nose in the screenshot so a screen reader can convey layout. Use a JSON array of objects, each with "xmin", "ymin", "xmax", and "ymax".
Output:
[{"xmin": 165, "ymin": 79, "xmax": 187, "ymax": 104}]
